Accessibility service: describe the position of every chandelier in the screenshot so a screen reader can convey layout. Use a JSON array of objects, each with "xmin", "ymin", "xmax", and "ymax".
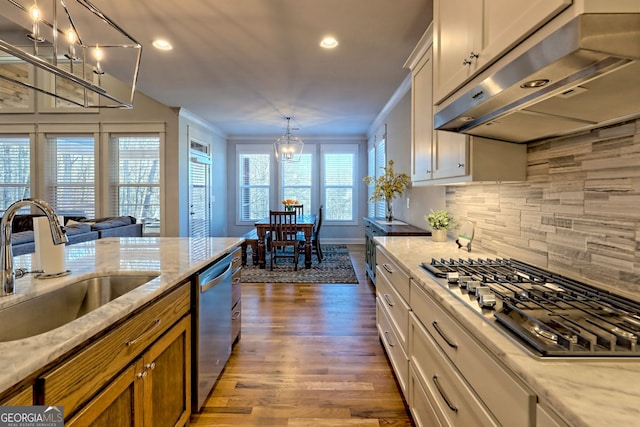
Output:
[
  {"xmin": 0, "ymin": 0, "xmax": 142, "ymax": 108},
  {"xmin": 274, "ymin": 117, "xmax": 304, "ymax": 162}
]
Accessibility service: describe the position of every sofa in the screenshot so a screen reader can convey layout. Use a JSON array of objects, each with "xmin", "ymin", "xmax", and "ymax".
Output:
[{"xmin": 8, "ymin": 215, "xmax": 143, "ymax": 256}]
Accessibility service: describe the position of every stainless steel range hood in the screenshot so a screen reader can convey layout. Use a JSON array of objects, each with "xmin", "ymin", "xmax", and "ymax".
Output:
[{"xmin": 434, "ymin": 14, "xmax": 640, "ymax": 143}]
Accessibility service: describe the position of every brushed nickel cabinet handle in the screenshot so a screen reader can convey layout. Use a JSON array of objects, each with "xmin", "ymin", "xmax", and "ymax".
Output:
[
  {"xmin": 469, "ymin": 52, "xmax": 479, "ymax": 59},
  {"xmin": 382, "ymin": 263, "xmax": 394, "ymax": 274},
  {"xmin": 383, "ymin": 331, "xmax": 395, "ymax": 347},
  {"xmin": 126, "ymin": 319, "xmax": 161, "ymax": 346},
  {"xmin": 462, "ymin": 58, "xmax": 472, "ymax": 66},
  {"xmin": 383, "ymin": 293, "xmax": 395, "ymax": 307},
  {"xmin": 432, "ymin": 321, "xmax": 458, "ymax": 349},
  {"xmin": 433, "ymin": 374, "xmax": 458, "ymax": 413},
  {"xmin": 457, "ymin": 163, "xmax": 465, "ymax": 168},
  {"xmin": 232, "ymin": 310, "xmax": 241, "ymax": 320}
]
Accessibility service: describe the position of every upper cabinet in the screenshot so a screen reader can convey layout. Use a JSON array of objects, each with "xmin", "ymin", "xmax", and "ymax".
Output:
[
  {"xmin": 409, "ymin": 36, "xmax": 434, "ymax": 183},
  {"xmin": 433, "ymin": 0, "xmax": 572, "ymax": 104},
  {"xmin": 405, "ymin": 26, "xmax": 527, "ymax": 186}
]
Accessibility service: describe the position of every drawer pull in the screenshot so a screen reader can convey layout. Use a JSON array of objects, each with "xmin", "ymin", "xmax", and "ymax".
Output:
[
  {"xmin": 383, "ymin": 331, "xmax": 395, "ymax": 347},
  {"xmin": 145, "ymin": 362, "xmax": 156, "ymax": 371},
  {"xmin": 232, "ymin": 310, "xmax": 241, "ymax": 320},
  {"xmin": 126, "ymin": 319, "xmax": 162, "ymax": 346},
  {"xmin": 432, "ymin": 375, "xmax": 458, "ymax": 413},
  {"xmin": 382, "ymin": 263, "xmax": 394, "ymax": 274},
  {"xmin": 383, "ymin": 293, "xmax": 395, "ymax": 307},
  {"xmin": 137, "ymin": 370, "xmax": 147, "ymax": 379},
  {"xmin": 432, "ymin": 321, "xmax": 458, "ymax": 349}
]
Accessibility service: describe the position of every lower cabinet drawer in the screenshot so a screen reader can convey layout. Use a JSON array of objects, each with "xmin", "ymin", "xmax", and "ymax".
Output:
[
  {"xmin": 376, "ymin": 271, "xmax": 410, "ymax": 352},
  {"xmin": 232, "ymin": 299, "xmax": 241, "ymax": 343},
  {"xmin": 409, "ymin": 312, "xmax": 499, "ymax": 427},
  {"xmin": 376, "ymin": 248, "xmax": 410, "ymax": 302},
  {"xmin": 409, "ymin": 365, "xmax": 447, "ymax": 427},
  {"xmin": 376, "ymin": 297, "xmax": 409, "ymax": 398},
  {"xmin": 411, "ymin": 280, "xmax": 534, "ymax": 426},
  {"xmin": 537, "ymin": 403, "xmax": 570, "ymax": 427}
]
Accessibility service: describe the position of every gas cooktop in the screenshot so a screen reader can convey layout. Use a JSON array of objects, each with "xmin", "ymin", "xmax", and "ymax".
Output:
[{"xmin": 420, "ymin": 258, "xmax": 640, "ymax": 357}]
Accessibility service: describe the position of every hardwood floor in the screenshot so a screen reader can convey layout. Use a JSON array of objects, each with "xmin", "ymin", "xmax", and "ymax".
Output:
[{"xmin": 189, "ymin": 244, "xmax": 415, "ymax": 426}]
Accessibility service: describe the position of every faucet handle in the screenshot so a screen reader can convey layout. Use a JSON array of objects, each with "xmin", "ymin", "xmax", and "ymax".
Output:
[
  {"xmin": 14, "ymin": 268, "xmax": 28, "ymax": 279},
  {"xmin": 14, "ymin": 268, "xmax": 44, "ymax": 279}
]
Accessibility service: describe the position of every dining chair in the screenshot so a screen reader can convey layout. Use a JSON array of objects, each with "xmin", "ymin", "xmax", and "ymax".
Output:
[
  {"xmin": 298, "ymin": 205, "xmax": 323, "ymax": 263},
  {"xmin": 291, "ymin": 204, "xmax": 304, "ymax": 216},
  {"xmin": 269, "ymin": 210, "xmax": 299, "ymax": 271}
]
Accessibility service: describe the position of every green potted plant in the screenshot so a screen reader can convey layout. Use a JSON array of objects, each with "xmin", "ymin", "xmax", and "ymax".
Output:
[
  {"xmin": 363, "ymin": 160, "xmax": 410, "ymax": 222},
  {"xmin": 424, "ymin": 209, "xmax": 456, "ymax": 242}
]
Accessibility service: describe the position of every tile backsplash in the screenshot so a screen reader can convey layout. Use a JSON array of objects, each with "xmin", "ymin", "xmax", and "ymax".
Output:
[{"xmin": 446, "ymin": 119, "xmax": 640, "ymax": 296}]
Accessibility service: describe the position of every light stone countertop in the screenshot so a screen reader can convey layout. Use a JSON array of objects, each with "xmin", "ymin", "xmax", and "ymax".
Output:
[
  {"xmin": 375, "ymin": 236, "xmax": 640, "ymax": 427},
  {"xmin": 0, "ymin": 236, "xmax": 243, "ymax": 394}
]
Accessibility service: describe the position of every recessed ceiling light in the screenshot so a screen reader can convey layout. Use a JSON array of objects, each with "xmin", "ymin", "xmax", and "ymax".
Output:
[
  {"xmin": 152, "ymin": 39, "xmax": 173, "ymax": 51},
  {"xmin": 320, "ymin": 36, "xmax": 338, "ymax": 49}
]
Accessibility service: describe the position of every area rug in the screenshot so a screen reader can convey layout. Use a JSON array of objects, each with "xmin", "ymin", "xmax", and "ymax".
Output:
[{"xmin": 241, "ymin": 244, "xmax": 359, "ymax": 284}]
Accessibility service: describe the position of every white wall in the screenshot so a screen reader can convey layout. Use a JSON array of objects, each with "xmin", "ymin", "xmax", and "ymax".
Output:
[
  {"xmin": 366, "ymin": 78, "xmax": 445, "ymax": 230},
  {"xmin": 226, "ymin": 136, "xmax": 368, "ymax": 243}
]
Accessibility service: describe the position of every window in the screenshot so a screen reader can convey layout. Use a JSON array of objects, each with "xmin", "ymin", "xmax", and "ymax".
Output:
[
  {"xmin": 45, "ymin": 135, "xmax": 95, "ymax": 217},
  {"xmin": 0, "ymin": 136, "xmax": 30, "ymax": 214},
  {"xmin": 238, "ymin": 146, "xmax": 271, "ymax": 221},
  {"xmin": 367, "ymin": 138, "xmax": 386, "ymax": 218},
  {"xmin": 110, "ymin": 135, "xmax": 160, "ymax": 235},
  {"xmin": 321, "ymin": 144, "xmax": 358, "ymax": 223},
  {"xmin": 281, "ymin": 153, "xmax": 313, "ymax": 213}
]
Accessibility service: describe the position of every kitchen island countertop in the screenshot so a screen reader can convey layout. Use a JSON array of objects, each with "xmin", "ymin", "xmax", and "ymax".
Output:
[
  {"xmin": 0, "ymin": 237, "xmax": 243, "ymax": 395},
  {"xmin": 375, "ymin": 235, "xmax": 640, "ymax": 427}
]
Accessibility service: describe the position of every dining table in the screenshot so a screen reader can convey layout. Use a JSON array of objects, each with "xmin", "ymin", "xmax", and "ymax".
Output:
[{"xmin": 254, "ymin": 214, "xmax": 317, "ymax": 269}]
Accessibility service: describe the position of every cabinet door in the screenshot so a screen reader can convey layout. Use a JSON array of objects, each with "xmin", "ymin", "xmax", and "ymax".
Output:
[
  {"xmin": 411, "ymin": 46, "xmax": 434, "ymax": 183},
  {"xmin": 66, "ymin": 361, "xmax": 145, "ymax": 427},
  {"xmin": 434, "ymin": 0, "xmax": 571, "ymax": 103},
  {"xmin": 143, "ymin": 316, "xmax": 191, "ymax": 427},
  {"xmin": 433, "ymin": 131, "xmax": 467, "ymax": 180},
  {"xmin": 481, "ymin": 0, "xmax": 571, "ymax": 72},
  {"xmin": 433, "ymin": 0, "xmax": 482, "ymax": 103}
]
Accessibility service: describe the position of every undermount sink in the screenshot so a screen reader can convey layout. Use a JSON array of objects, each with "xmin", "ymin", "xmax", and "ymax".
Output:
[{"xmin": 0, "ymin": 273, "xmax": 160, "ymax": 342}]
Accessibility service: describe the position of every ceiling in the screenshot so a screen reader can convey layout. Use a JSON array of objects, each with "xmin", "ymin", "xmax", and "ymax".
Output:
[{"xmin": 90, "ymin": 0, "xmax": 433, "ymax": 137}]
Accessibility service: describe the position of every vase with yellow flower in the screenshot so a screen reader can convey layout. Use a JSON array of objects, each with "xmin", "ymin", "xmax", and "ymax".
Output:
[
  {"xmin": 363, "ymin": 160, "xmax": 410, "ymax": 222},
  {"xmin": 282, "ymin": 199, "xmax": 299, "ymax": 211}
]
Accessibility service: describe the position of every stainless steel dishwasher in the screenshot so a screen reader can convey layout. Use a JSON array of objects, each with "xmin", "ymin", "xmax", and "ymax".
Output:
[{"xmin": 192, "ymin": 248, "xmax": 239, "ymax": 412}]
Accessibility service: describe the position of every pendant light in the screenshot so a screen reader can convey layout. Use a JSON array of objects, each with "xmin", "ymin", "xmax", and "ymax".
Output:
[{"xmin": 274, "ymin": 117, "xmax": 304, "ymax": 162}]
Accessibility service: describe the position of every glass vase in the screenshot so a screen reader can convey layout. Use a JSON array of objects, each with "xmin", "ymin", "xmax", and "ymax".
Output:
[{"xmin": 385, "ymin": 199, "xmax": 393, "ymax": 222}]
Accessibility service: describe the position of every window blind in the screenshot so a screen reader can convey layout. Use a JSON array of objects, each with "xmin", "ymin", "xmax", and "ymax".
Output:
[
  {"xmin": 323, "ymin": 151, "xmax": 355, "ymax": 221},
  {"xmin": 0, "ymin": 136, "xmax": 30, "ymax": 214},
  {"xmin": 110, "ymin": 135, "xmax": 160, "ymax": 233},
  {"xmin": 282, "ymin": 153, "xmax": 312, "ymax": 212},
  {"xmin": 239, "ymin": 153, "xmax": 270, "ymax": 221},
  {"xmin": 46, "ymin": 135, "xmax": 95, "ymax": 218}
]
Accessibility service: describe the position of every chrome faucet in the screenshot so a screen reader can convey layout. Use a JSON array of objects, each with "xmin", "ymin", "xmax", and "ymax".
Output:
[{"xmin": 1, "ymin": 199, "xmax": 68, "ymax": 296}]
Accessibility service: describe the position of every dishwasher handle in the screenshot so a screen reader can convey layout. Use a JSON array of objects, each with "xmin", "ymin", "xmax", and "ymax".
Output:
[{"xmin": 200, "ymin": 260, "xmax": 234, "ymax": 293}]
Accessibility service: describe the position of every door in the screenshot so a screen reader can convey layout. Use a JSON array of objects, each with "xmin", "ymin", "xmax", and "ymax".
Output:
[{"xmin": 189, "ymin": 141, "xmax": 211, "ymax": 238}]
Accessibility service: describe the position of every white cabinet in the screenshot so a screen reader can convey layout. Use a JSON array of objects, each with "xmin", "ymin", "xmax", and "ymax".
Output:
[
  {"xmin": 375, "ymin": 247, "xmax": 412, "ymax": 399},
  {"xmin": 405, "ymin": 30, "xmax": 527, "ymax": 186},
  {"xmin": 410, "ymin": 279, "xmax": 536, "ymax": 426},
  {"xmin": 410, "ymin": 313, "xmax": 499, "ymax": 426},
  {"xmin": 410, "ymin": 37, "xmax": 434, "ymax": 183},
  {"xmin": 537, "ymin": 403, "xmax": 570, "ymax": 427},
  {"xmin": 433, "ymin": 0, "xmax": 572, "ymax": 104}
]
